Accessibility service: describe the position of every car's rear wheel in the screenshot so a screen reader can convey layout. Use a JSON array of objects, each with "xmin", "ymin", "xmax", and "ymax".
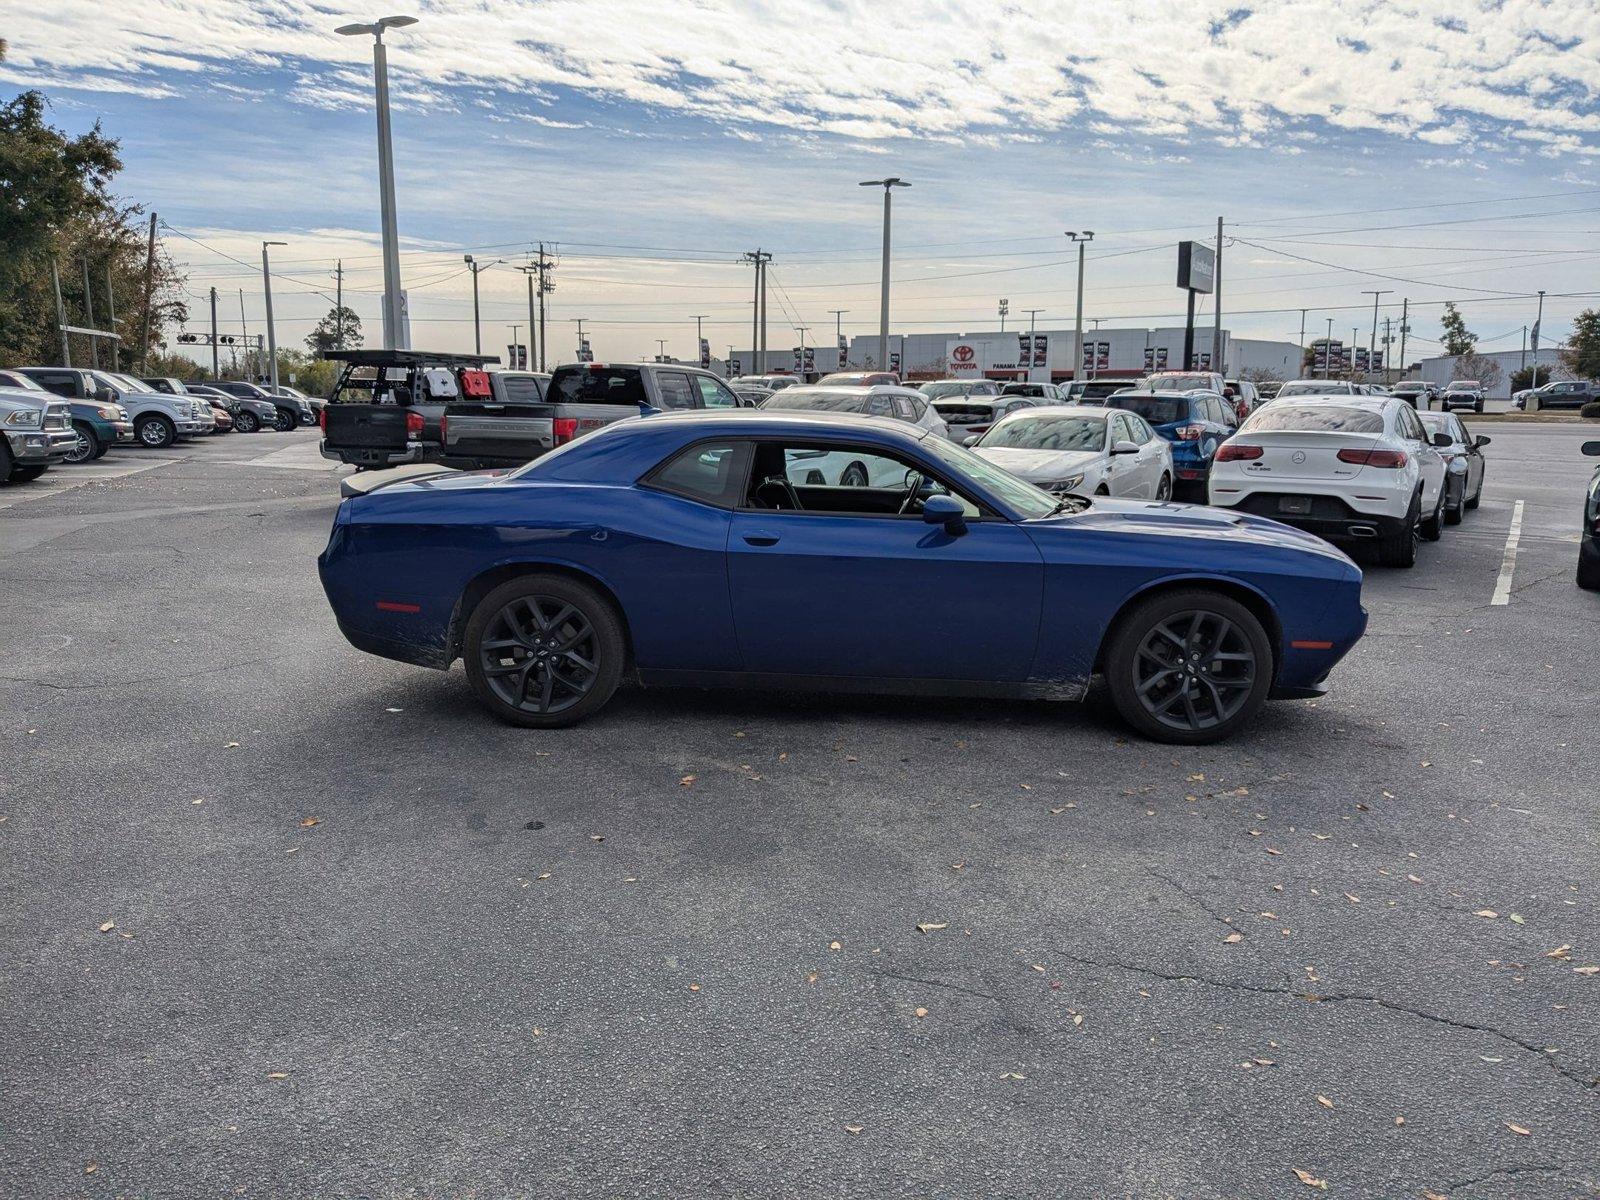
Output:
[
  {"xmin": 840, "ymin": 463, "xmax": 869, "ymax": 487},
  {"xmin": 1378, "ymin": 491, "xmax": 1420, "ymax": 567},
  {"xmin": 1420, "ymin": 487, "xmax": 1445, "ymax": 541},
  {"xmin": 12, "ymin": 465, "xmax": 47, "ymax": 481},
  {"xmin": 1104, "ymin": 589, "xmax": 1273, "ymax": 744},
  {"xmin": 1579, "ymin": 540, "xmax": 1600, "ymax": 591},
  {"xmin": 464, "ymin": 575, "xmax": 625, "ymax": 728},
  {"xmin": 1156, "ymin": 473, "xmax": 1172, "ymax": 501},
  {"xmin": 65, "ymin": 421, "xmax": 100, "ymax": 464},
  {"xmin": 1444, "ymin": 479, "xmax": 1463, "ymax": 525},
  {"xmin": 135, "ymin": 414, "xmax": 176, "ymax": 448},
  {"xmin": 275, "ymin": 408, "xmax": 297, "ymax": 431}
]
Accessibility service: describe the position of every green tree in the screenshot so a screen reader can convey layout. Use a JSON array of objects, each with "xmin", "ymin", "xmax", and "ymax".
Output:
[
  {"xmin": 1560, "ymin": 308, "xmax": 1600, "ymax": 380},
  {"xmin": 0, "ymin": 87, "xmax": 186, "ymax": 369},
  {"xmin": 305, "ymin": 305, "xmax": 363, "ymax": 356},
  {"xmin": 1508, "ymin": 364, "xmax": 1553, "ymax": 392},
  {"xmin": 1440, "ymin": 303, "xmax": 1476, "ymax": 356}
]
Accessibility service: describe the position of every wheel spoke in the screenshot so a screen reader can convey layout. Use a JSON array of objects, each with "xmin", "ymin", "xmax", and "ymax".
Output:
[
  {"xmin": 1137, "ymin": 667, "xmax": 1178, "ymax": 697},
  {"xmin": 536, "ymin": 669, "xmax": 555, "ymax": 711}
]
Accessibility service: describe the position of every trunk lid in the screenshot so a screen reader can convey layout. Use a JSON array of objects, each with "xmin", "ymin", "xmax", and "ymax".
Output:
[{"xmin": 1229, "ymin": 430, "xmax": 1379, "ymax": 482}]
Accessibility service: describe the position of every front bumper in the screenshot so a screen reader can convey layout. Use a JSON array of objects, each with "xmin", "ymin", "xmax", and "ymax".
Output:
[
  {"xmin": 5, "ymin": 428, "xmax": 78, "ymax": 464},
  {"xmin": 109, "ymin": 420, "xmax": 135, "ymax": 443},
  {"xmin": 320, "ymin": 440, "xmax": 425, "ymax": 467}
]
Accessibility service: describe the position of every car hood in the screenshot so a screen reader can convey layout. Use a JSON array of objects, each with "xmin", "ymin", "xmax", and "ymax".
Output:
[
  {"xmin": 1027, "ymin": 496, "xmax": 1359, "ymax": 570},
  {"xmin": 975, "ymin": 446, "xmax": 1102, "ymax": 480}
]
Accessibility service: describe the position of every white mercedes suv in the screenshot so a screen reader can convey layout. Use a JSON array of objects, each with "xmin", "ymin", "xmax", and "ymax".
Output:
[{"xmin": 1208, "ymin": 395, "xmax": 1449, "ymax": 567}]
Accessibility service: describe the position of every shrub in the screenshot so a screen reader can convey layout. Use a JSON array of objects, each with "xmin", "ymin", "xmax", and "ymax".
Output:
[{"xmin": 1581, "ymin": 400, "xmax": 1600, "ymax": 419}]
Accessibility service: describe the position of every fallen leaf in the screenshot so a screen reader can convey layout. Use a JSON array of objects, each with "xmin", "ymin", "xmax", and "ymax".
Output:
[
  {"xmin": 1031, "ymin": 963, "xmax": 1046, "ymax": 972},
  {"xmin": 385, "ymin": 707, "xmax": 403, "ymax": 713},
  {"xmin": 1292, "ymin": 1168, "xmax": 1328, "ymax": 1189},
  {"xmin": 914, "ymin": 1007, "xmax": 928, "ymax": 1019},
  {"xmin": 299, "ymin": 817, "xmax": 320, "ymax": 828},
  {"xmin": 191, "ymin": 798, "xmax": 204, "ymax": 806},
  {"xmin": 829, "ymin": 941, "xmax": 842, "ymax": 951},
  {"xmin": 531, "ymin": 1027, "xmax": 543, "ymax": 1036},
  {"xmin": 1509, "ymin": 914, "xmax": 1525, "ymax": 925},
  {"xmin": 589, "ymin": 835, "xmax": 605, "ymax": 843},
  {"xmin": 915, "ymin": 922, "xmax": 948, "ymax": 934},
  {"xmin": 266, "ymin": 1072, "xmax": 288, "ymax": 1080},
  {"xmin": 805, "ymin": 972, "xmax": 818, "ymax": 983},
  {"xmin": 1407, "ymin": 874, "xmax": 1423, "ymax": 884},
  {"xmin": 1001, "ymin": 1072, "xmax": 1025, "ymax": 1080},
  {"xmin": 1072, "ymin": 1014, "xmax": 1084, "ymax": 1027},
  {"xmin": 1574, "ymin": 965, "xmax": 1599, "ymax": 976},
  {"xmin": 679, "ymin": 775, "xmax": 696, "ymax": 786},
  {"xmin": 688, "ymin": 983, "xmax": 701, "ymax": 992},
  {"xmin": 1316, "ymin": 1095, "xmax": 1334, "ymax": 1110},
  {"xmin": 1253, "ymin": 1057, "xmax": 1276, "ymax": 1067},
  {"xmin": 537, "ymin": 872, "xmax": 551, "ymax": 880},
  {"xmin": 1395, "ymin": 1116, "xmax": 1406, "ymax": 1127},
  {"xmin": 1420, "ymin": 760, "xmax": 1431, "ymax": 768},
  {"xmin": 844, "ymin": 1125, "xmax": 863, "ymax": 1135},
  {"xmin": 1344, "ymin": 893, "xmax": 1361, "ymax": 904},
  {"xmin": 1473, "ymin": 910, "xmax": 1498, "ymax": 919},
  {"xmin": 1265, "ymin": 848, "xmax": 1283, "ymax": 856},
  {"xmin": 1222, "ymin": 932, "xmax": 1243, "ymax": 944},
  {"xmin": 84, "ymin": 1164, "xmax": 97, "ymax": 1175},
  {"xmin": 224, "ymin": 741, "xmax": 240, "ymax": 749},
  {"xmin": 97, "ymin": 921, "xmax": 115, "ymax": 933},
  {"xmin": 1545, "ymin": 945, "xmax": 1571, "ymax": 959},
  {"xmin": 1505, "ymin": 1122, "xmax": 1531, "ymax": 1137}
]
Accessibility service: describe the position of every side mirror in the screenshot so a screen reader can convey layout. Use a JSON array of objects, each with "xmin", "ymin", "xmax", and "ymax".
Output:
[
  {"xmin": 95, "ymin": 385, "xmax": 115, "ymax": 403},
  {"xmin": 1111, "ymin": 439, "xmax": 1140, "ymax": 455},
  {"xmin": 921, "ymin": 493, "xmax": 967, "ymax": 535},
  {"xmin": 1475, "ymin": 435, "xmax": 1491, "ymax": 448},
  {"xmin": 1432, "ymin": 432, "xmax": 1453, "ymax": 448}
]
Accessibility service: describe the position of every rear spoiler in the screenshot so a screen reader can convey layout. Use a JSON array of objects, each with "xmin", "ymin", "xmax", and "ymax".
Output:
[{"xmin": 340, "ymin": 463, "xmax": 459, "ymax": 499}]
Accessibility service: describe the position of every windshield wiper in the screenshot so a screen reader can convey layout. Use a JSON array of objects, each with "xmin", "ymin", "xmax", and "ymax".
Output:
[{"xmin": 1047, "ymin": 494, "xmax": 1087, "ymax": 516}]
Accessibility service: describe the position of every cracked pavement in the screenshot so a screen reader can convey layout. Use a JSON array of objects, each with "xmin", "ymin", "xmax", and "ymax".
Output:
[{"xmin": 2, "ymin": 424, "xmax": 1597, "ymax": 1198}]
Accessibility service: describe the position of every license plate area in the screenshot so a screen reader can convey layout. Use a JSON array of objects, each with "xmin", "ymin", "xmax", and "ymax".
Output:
[{"xmin": 1278, "ymin": 496, "xmax": 1312, "ymax": 514}]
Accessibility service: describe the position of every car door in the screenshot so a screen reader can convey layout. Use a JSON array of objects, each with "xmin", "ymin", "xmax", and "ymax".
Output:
[
  {"xmin": 726, "ymin": 438, "xmax": 1044, "ymax": 681},
  {"xmin": 1454, "ymin": 417, "xmax": 1484, "ymax": 495},
  {"xmin": 1127, "ymin": 414, "xmax": 1166, "ymax": 496},
  {"xmin": 1397, "ymin": 403, "xmax": 1444, "ymax": 508}
]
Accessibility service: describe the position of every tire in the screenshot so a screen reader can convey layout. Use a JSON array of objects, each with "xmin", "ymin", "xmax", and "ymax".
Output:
[
  {"xmin": 275, "ymin": 408, "xmax": 297, "ymax": 432},
  {"xmin": 839, "ymin": 462, "xmax": 870, "ymax": 487},
  {"xmin": 463, "ymin": 575, "xmax": 625, "ymax": 728},
  {"xmin": 1444, "ymin": 479, "xmax": 1463, "ymax": 526},
  {"xmin": 1378, "ymin": 491, "xmax": 1420, "ymax": 567},
  {"xmin": 65, "ymin": 421, "xmax": 100, "ymax": 464},
  {"xmin": 1155, "ymin": 473, "xmax": 1172, "ymax": 501},
  {"xmin": 1420, "ymin": 486, "xmax": 1445, "ymax": 541},
  {"xmin": 1104, "ymin": 589, "xmax": 1274, "ymax": 744},
  {"xmin": 12, "ymin": 465, "xmax": 47, "ymax": 481},
  {"xmin": 135, "ymin": 414, "xmax": 176, "ymax": 448},
  {"xmin": 1095, "ymin": 484, "xmax": 1110, "ymax": 496},
  {"xmin": 1475, "ymin": 401, "xmax": 1484, "ymax": 414},
  {"xmin": 0, "ymin": 441, "xmax": 14, "ymax": 484},
  {"xmin": 1579, "ymin": 541, "xmax": 1600, "ymax": 591},
  {"xmin": 235, "ymin": 410, "xmax": 259, "ymax": 433},
  {"xmin": 93, "ymin": 442, "xmax": 110, "ymax": 460},
  {"xmin": 1465, "ymin": 480, "xmax": 1482, "ymax": 511}
]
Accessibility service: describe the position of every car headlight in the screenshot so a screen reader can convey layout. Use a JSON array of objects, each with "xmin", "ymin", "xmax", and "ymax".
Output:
[
  {"xmin": 1047, "ymin": 474, "xmax": 1086, "ymax": 492},
  {"xmin": 5, "ymin": 408, "xmax": 43, "ymax": 427},
  {"xmin": 97, "ymin": 405, "xmax": 120, "ymax": 419}
]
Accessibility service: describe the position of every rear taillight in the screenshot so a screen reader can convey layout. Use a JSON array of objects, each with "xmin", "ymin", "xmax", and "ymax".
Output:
[
  {"xmin": 1215, "ymin": 443, "xmax": 1262, "ymax": 462},
  {"xmin": 317, "ymin": 408, "xmax": 326, "ymax": 430},
  {"xmin": 405, "ymin": 410, "xmax": 425, "ymax": 438},
  {"xmin": 1175, "ymin": 424, "xmax": 1204, "ymax": 441},
  {"xmin": 439, "ymin": 413, "xmax": 449, "ymax": 442},
  {"xmin": 553, "ymin": 416, "xmax": 578, "ymax": 445},
  {"xmin": 1338, "ymin": 447, "xmax": 1407, "ymax": 468}
]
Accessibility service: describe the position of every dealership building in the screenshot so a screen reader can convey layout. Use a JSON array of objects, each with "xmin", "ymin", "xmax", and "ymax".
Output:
[{"xmin": 735, "ymin": 327, "xmax": 1302, "ymax": 383}]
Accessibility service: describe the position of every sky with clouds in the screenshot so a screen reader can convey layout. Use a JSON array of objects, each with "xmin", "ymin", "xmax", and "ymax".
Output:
[{"xmin": 4, "ymin": 0, "xmax": 1599, "ymax": 366}]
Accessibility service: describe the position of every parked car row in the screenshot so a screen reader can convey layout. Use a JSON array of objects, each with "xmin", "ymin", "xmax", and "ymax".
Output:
[{"xmin": 0, "ymin": 365, "xmax": 317, "ymax": 485}]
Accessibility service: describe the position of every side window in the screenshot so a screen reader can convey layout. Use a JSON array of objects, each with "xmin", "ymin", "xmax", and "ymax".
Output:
[
  {"xmin": 645, "ymin": 441, "xmax": 751, "ymax": 508},
  {"xmin": 32, "ymin": 372, "xmax": 77, "ymax": 398},
  {"xmin": 865, "ymin": 394, "xmax": 894, "ymax": 417},
  {"xmin": 891, "ymin": 396, "xmax": 916, "ymax": 421},
  {"xmin": 745, "ymin": 442, "xmax": 979, "ymax": 518},
  {"xmin": 694, "ymin": 374, "xmax": 739, "ymax": 409},
  {"xmin": 1131, "ymin": 415, "xmax": 1154, "ymax": 444},
  {"xmin": 656, "ymin": 372, "xmax": 697, "ymax": 410}
]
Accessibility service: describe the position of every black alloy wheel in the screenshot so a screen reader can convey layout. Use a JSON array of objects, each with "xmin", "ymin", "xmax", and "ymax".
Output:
[
  {"xmin": 464, "ymin": 575, "xmax": 625, "ymax": 728},
  {"xmin": 65, "ymin": 421, "xmax": 100, "ymax": 464},
  {"xmin": 274, "ymin": 408, "xmax": 296, "ymax": 432},
  {"xmin": 1105, "ymin": 590, "xmax": 1272, "ymax": 744}
]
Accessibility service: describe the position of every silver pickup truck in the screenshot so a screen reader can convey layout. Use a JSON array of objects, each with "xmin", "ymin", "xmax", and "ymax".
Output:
[
  {"xmin": 18, "ymin": 367, "xmax": 210, "ymax": 448},
  {"xmin": 0, "ymin": 387, "xmax": 76, "ymax": 482}
]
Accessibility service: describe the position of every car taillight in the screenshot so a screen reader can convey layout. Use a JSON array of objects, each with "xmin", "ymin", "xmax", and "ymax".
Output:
[
  {"xmin": 1338, "ymin": 447, "xmax": 1407, "ymax": 468},
  {"xmin": 1215, "ymin": 443, "xmax": 1262, "ymax": 461},
  {"xmin": 439, "ymin": 413, "xmax": 448, "ymax": 442},
  {"xmin": 1175, "ymin": 424, "xmax": 1204, "ymax": 440},
  {"xmin": 553, "ymin": 416, "xmax": 578, "ymax": 445},
  {"xmin": 317, "ymin": 407, "xmax": 326, "ymax": 431},
  {"xmin": 405, "ymin": 410, "xmax": 425, "ymax": 438}
]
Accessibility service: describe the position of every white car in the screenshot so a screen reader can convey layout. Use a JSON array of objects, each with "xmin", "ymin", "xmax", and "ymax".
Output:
[
  {"xmin": 973, "ymin": 405, "xmax": 1174, "ymax": 499},
  {"xmin": 1208, "ymin": 395, "xmax": 1450, "ymax": 568},
  {"xmin": 761, "ymin": 384, "xmax": 950, "ymax": 485}
]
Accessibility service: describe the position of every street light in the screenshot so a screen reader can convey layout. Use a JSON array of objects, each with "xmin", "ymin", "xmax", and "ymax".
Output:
[
  {"xmin": 860, "ymin": 178, "xmax": 910, "ymax": 372},
  {"xmin": 261, "ymin": 240, "xmax": 287, "ymax": 394},
  {"xmin": 336, "ymin": 14, "xmax": 417, "ymax": 350},
  {"xmin": 1065, "ymin": 231, "xmax": 1094, "ymax": 381},
  {"xmin": 463, "ymin": 255, "xmax": 502, "ymax": 355}
]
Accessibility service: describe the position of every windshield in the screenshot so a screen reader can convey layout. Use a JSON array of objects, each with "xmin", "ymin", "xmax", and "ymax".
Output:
[
  {"xmin": 1107, "ymin": 394, "xmax": 1186, "ymax": 425},
  {"xmin": 981, "ymin": 414, "xmax": 1107, "ymax": 452},
  {"xmin": 921, "ymin": 380, "xmax": 994, "ymax": 400},
  {"xmin": 762, "ymin": 389, "xmax": 868, "ymax": 413},
  {"xmin": 1243, "ymin": 404, "xmax": 1385, "ymax": 433},
  {"xmin": 1278, "ymin": 381, "xmax": 1348, "ymax": 397},
  {"xmin": 1142, "ymin": 373, "xmax": 1214, "ymax": 392},
  {"xmin": 919, "ymin": 434, "xmax": 1060, "ymax": 519},
  {"xmin": 1445, "ymin": 382, "xmax": 1479, "ymax": 391}
]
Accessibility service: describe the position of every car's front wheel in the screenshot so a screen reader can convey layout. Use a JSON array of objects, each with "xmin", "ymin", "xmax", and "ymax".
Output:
[
  {"xmin": 235, "ymin": 410, "xmax": 259, "ymax": 433},
  {"xmin": 65, "ymin": 421, "xmax": 100, "ymax": 464},
  {"xmin": 135, "ymin": 414, "xmax": 176, "ymax": 448},
  {"xmin": 1155, "ymin": 473, "xmax": 1172, "ymax": 501},
  {"xmin": 1104, "ymin": 589, "xmax": 1273, "ymax": 744},
  {"xmin": 1579, "ymin": 539, "xmax": 1600, "ymax": 591},
  {"xmin": 275, "ymin": 408, "xmax": 297, "ymax": 432},
  {"xmin": 463, "ymin": 575, "xmax": 625, "ymax": 728}
]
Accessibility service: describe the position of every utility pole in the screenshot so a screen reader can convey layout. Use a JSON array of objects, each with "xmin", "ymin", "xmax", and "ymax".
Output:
[
  {"xmin": 860, "ymin": 178, "xmax": 909, "ymax": 370},
  {"xmin": 692, "ymin": 314, "xmax": 708, "ymax": 367},
  {"xmin": 138, "ymin": 211, "xmax": 157, "ymax": 373},
  {"xmin": 741, "ymin": 250, "xmax": 770, "ymax": 373},
  {"xmin": 262, "ymin": 240, "xmax": 286, "ymax": 393},
  {"xmin": 574, "ymin": 317, "xmax": 586, "ymax": 359},
  {"xmin": 104, "ymin": 263, "xmax": 118, "ymax": 370},
  {"xmin": 209, "ymin": 287, "xmax": 220, "ymax": 377},
  {"xmin": 239, "ymin": 290, "xmax": 252, "ymax": 380},
  {"xmin": 1297, "ymin": 309, "xmax": 1307, "ymax": 373},
  {"xmin": 829, "ymin": 308, "xmax": 849, "ymax": 369},
  {"xmin": 334, "ymin": 260, "xmax": 345, "ymax": 350},
  {"xmin": 1398, "ymin": 297, "xmax": 1410, "ymax": 378},
  {"xmin": 1382, "ymin": 316, "xmax": 1392, "ymax": 380},
  {"xmin": 532, "ymin": 244, "xmax": 554, "ymax": 371},
  {"xmin": 51, "ymin": 258, "xmax": 71, "ymax": 367},
  {"xmin": 464, "ymin": 255, "xmax": 487, "ymax": 355},
  {"xmin": 1066, "ymin": 231, "xmax": 1094, "ymax": 379},
  {"xmin": 796, "ymin": 325, "xmax": 809, "ymax": 378},
  {"xmin": 1324, "ymin": 317, "xmax": 1334, "ymax": 379},
  {"xmin": 655, "ymin": 338, "xmax": 668, "ymax": 361},
  {"xmin": 510, "ymin": 324, "xmax": 522, "ymax": 367},
  {"xmin": 759, "ymin": 254, "xmax": 768, "ymax": 368},
  {"xmin": 998, "ymin": 298, "xmax": 1009, "ymax": 332},
  {"xmin": 1530, "ymin": 289, "xmax": 1546, "ymax": 381},
  {"xmin": 1520, "ymin": 326, "xmax": 1528, "ymax": 377},
  {"xmin": 1362, "ymin": 290, "xmax": 1390, "ymax": 381},
  {"xmin": 1211, "ymin": 216, "xmax": 1224, "ymax": 374},
  {"xmin": 518, "ymin": 264, "xmax": 539, "ymax": 370},
  {"xmin": 82, "ymin": 257, "xmax": 99, "ymax": 369}
]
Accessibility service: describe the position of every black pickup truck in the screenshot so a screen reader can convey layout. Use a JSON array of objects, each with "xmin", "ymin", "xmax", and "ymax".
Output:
[{"xmin": 322, "ymin": 353, "xmax": 749, "ymax": 470}]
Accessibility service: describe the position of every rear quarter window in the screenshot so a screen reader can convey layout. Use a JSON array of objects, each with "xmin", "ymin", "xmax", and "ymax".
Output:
[{"xmin": 550, "ymin": 367, "xmax": 648, "ymax": 406}]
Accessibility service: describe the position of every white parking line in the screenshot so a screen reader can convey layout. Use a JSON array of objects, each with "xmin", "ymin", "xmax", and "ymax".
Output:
[{"xmin": 1491, "ymin": 499, "xmax": 1525, "ymax": 606}]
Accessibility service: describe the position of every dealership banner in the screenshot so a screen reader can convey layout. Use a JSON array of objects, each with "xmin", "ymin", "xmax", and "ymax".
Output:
[
  {"xmin": 1354, "ymin": 347, "xmax": 1370, "ymax": 372},
  {"xmin": 1096, "ymin": 341, "xmax": 1110, "ymax": 371},
  {"xmin": 1032, "ymin": 335, "xmax": 1048, "ymax": 367},
  {"xmin": 803, "ymin": 346, "xmax": 816, "ymax": 372},
  {"xmin": 1197, "ymin": 352, "xmax": 1212, "ymax": 369},
  {"xmin": 1143, "ymin": 347, "xmax": 1154, "ymax": 371},
  {"xmin": 1372, "ymin": 349, "xmax": 1384, "ymax": 371},
  {"xmin": 699, "ymin": 338, "xmax": 710, "ymax": 369},
  {"xmin": 837, "ymin": 335, "xmax": 849, "ymax": 369},
  {"xmin": 889, "ymin": 351, "xmax": 901, "ymax": 373},
  {"xmin": 793, "ymin": 347, "xmax": 803, "ymax": 372},
  {"xmin": 1018, "ymin": 334, "xmax": 1033, "ymax": 365},
  {"xmin": 1155, "ymin": 347, "xmax": 1169, "ymax": 369},
  {"xmin": 1081, "ymin": 340, "xmax": 1094, "ymax": 370},
  {"xmin": 578, "ymin": 337, "xmax": 593, "ymax": 363}
]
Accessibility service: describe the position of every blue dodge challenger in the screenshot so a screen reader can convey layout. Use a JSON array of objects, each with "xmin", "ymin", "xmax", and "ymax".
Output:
[{"xmin": 319, "ymin": 410, "xmax": 1368, "ymax": 743}]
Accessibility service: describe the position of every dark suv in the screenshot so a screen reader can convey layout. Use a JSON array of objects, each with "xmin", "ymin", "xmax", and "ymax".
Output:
[
  {"xmin": 1104, "ymin": 389, "xmax": 1238, "ymax": 495},
  {"xmin": 203, "ymin": 380, "xmax": 313, "ymax": 430}
]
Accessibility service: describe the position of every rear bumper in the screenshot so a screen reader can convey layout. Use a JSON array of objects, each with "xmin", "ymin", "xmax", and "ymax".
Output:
[
  {"xmin": 320, "ymin": 441, "xmax": 425, "ymax": 467},
  {"xmin": 1213, "ymin": 491, "xmax": 1407, "ymax": 541}
]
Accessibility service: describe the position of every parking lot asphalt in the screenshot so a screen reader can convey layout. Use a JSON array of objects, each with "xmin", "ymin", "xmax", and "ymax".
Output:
[{"xmin": 3, "ymin": 425, "xmax": 1597, "ymax": 1199}]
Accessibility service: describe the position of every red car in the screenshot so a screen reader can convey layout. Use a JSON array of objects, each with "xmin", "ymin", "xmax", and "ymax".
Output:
[{"xmin": 204, "ymin": 398, "xmax": 234, "ymax": 433}]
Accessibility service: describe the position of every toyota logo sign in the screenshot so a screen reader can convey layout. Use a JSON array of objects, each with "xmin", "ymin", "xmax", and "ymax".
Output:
[{"xmin": 953, "ymin": 345, "xmax": 975, "ymax": 363}]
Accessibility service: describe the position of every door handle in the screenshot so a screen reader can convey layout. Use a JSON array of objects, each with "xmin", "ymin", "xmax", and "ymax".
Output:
[{"xmin": 742, "ymin": 531, "xmax": 780, "ymax": 547}]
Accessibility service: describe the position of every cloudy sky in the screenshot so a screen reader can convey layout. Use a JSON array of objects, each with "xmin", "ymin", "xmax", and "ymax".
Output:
[{"xmin": 4, "ymin": 0, "xmax": 1599, "ymax": 366}]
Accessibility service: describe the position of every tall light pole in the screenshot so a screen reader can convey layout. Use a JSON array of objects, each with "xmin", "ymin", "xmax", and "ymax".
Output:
[
  {"xmin": 692, "ymin": 314, "xmax": 708, "ymax": 367},
  {"xmin": 517, "ymin": 264, "xmax": 539, "ymax": 370},
  {"xmin": 860, "ymin": 178, "xmax": 909, "ymax": 370},
  {"xmin": 828, "ymin": 308, "xmax": 849, "ymax": 369},
  {"xmin": 336, "ymin": 14, "xmax": 417, "ymax": 350},
  {"xmin": 1530, "ymin": 289, "xmax": 1546, "ymax": 382},
  {"xmin": 1066, "ymin": 231, "xmax": 1094, "ymax": 380},
  {"xmin": 463, "ymin": 255, "xmax": 501, "ymax": 355},
  {"xmin": 1362, "ymin": 289, "xmax": 1391, "ymax": 381},
  {"xmin": 261, "ymin": 240, "xmax": 286, "ymax": 393},
  {"xmin": 1023, "ymin": 308, "xmax": 1045, "ymax": 382},
  {"xmin": 1324, "ymin": 317, "xmax": 1334, "ymax": 379}
]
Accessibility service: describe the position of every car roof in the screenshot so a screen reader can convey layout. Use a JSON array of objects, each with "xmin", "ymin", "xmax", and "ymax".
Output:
[
  {"xmin": 781, "ymin": 383, "xmax": 925, "ymax": 397},
  {"xmin": 1268, "ymin": 394, "xmax": 1393, "ymax": 411}
]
